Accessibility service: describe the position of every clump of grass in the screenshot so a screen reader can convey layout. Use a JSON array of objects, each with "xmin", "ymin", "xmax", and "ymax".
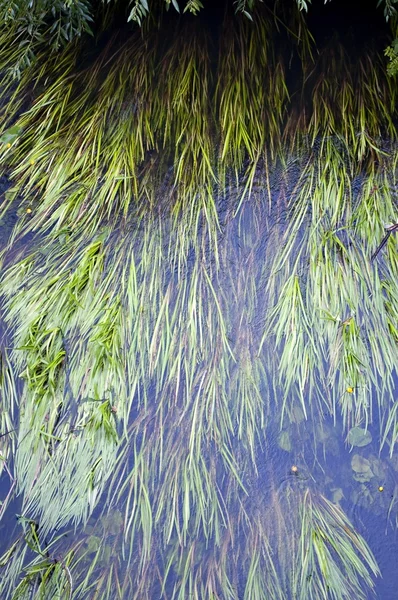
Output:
[
  {"xmin": 0, "ymin": 10, "xmax": 397, "ymax": 600},
  {"xmin": 0, "ymin": 31, "xmax": 162, "ymax": 241},
  {"xmin": 297, "ymin": 489, "xmax": 379, "ymax": 599},
  {"xmin": 1, "ymin": 172, "xmax": 387, "ymax": 597},
  {"xmin": 285, "ymin": 42, "xmax": 397, "ymax": 161},
  {"xmin": 217, "ymin": 11, "xmax": 289, "ymax": 210},
  {"xmin": 258, "ymin": 137, "xmax": 398, "ymax": 439}
]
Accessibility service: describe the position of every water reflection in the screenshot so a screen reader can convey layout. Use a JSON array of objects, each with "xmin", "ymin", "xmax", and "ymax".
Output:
[{"xmin": 0, "ymin": 144, "xmax": 398, "ymax": 598}]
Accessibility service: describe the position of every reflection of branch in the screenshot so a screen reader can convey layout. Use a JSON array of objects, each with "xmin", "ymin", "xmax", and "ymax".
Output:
[
  {"xmin": 371, "ymin": 223, "xmax": 398, "ymax": 261},
  {"xmin": 16, "ymin": 515, "xmax": 74, "ymax": 599},
  {"xmin": 0, "ymin": 429, "xmax": 16, "ymax": 439},
  {"xmin": 0, "ymin": 479, "xmax": 16, "ymax": 520},
  {"xmin": 0, "ymin": 460, "xmax": 16, "ymax": 520},
  {"xmin": 56, "ymin": 555, "xmax": 73, "ymax": 600}
]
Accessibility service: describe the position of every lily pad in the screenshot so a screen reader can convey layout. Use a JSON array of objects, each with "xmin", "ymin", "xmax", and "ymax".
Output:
[
  {"xmin": 0, "ymin": 125, "xmax": 23, "ymax": 144},
  {"xmin": 278, "ymin": 430, "xmax": 292, "ymax": 452},
  {"xmin": 5, "ymin": 189, "xmax": 18, "ymax": 203},
  {"xmin": 368, "ymin": 455, "xmax": 386, "ymax": 480},
  {"xmin": 86, "ymin": 535, "xmax": 101, "ymax": 553},
  {"xmin": 100, "ymin": 509, "xmax": 123, "ymax": 535},
  {"xmin": 351, "ymin": 454, "xmax": 374, "ymax": 483},
  {"xmin": 291, "ymin": 405, "xmax": 305, "ymax": 424},
  {"xmin": 347, "ymin": 427, "xmax": 372, "ymax": 447},
  {"xmin": 331, "ymin": 487, "xmax": 344, "ymax": 503}
]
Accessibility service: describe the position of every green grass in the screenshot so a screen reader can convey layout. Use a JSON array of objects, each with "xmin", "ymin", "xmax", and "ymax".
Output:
[{"xmin": 0, "ymin": 5, "xmax": 397, "ymax": 598}]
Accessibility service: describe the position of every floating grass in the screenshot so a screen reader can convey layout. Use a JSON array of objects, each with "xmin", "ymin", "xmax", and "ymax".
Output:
[
  {"xmin": 296, "ymin": 489, "xmax": 379, "ymax": 599},
  {"xmin": 285, "ymin": 43, "xmax": 398, "ymax": 161},
  {"xmin": 217, "ymin": 11, "xmax": 289, "ymax": 211},
  {"xmin": 0, "ymin": 8, "xmax": 397, "ymax": 599},
  {"xmin": 1, "ymin": 159, "xmax": 389, "ymax": 597}
]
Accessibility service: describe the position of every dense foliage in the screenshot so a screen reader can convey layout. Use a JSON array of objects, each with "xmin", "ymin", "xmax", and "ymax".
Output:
[
  {"xmin": 0, "ymin": 0, "xmax": 396, "ymax": 76},
  {"xmin": 0, "ymin": 1, "xmax": 398, "ymax": 599},
  {"xmin": 0, "ymin": 0, "xmax": 397, "ymax": 63}
]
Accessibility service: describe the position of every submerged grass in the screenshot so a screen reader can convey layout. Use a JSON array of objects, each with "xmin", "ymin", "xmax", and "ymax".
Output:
[
  {"xmin": 2, "ymin": 151, "xmax": 393, "ymax": 596},
  {"xmin": 296, "ymin": 489, "xmax": 379, "ymax": 599},
  {"xmin": 0, "ymin": 5, "xmax": 397, "ymax": 599}
]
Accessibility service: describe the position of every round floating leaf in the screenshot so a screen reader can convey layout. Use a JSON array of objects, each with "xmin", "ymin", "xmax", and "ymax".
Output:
[
  {"xmin": 291, "ymin": 405, "xmax": 305, "ymax": 424},
  {"xmin": 351, "ymin": 454, "xmax": 371, "ymax": 473},
  {"xmin": 331, "ymin": 487, "xmax": 344, "ymax": 503},
  {"xmin": 0, "ymin": 125, "xmax": 23, "ymax": 144},
  {"xmin": 278, "ymin": 430, "xmax": 292, "ymax": 452},
  {"xmin": 351, "ymin": 454, "xmax": 374, "ymax": 482},
  {"xmin": 347, "ymin": 427, "xmax": 372, "ymax": 447},
  {"xmin": 86, "ymin": 535, "xmax": 101, "ymax": 554}
]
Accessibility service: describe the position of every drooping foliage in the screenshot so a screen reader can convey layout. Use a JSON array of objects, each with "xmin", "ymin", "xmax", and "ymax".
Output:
[
  {"xmin": 0, "ymin": 0, "xmax": 397, "ymax": 74},
  {"xmin": 0, "ymin": 2, "xmax": 397, "ymax": 599}
]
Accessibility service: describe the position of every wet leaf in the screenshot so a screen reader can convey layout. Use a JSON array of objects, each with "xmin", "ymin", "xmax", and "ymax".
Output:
[
  {"xmin": 351, "ymin": 454, "xmax": 374, "ymax": 482},
  {"xmin": 0, "ymin": 125, "xmax": 23, "ymax": 143},
  {"xmin": 331, "ymin": 487, "xmax": 344, "ymax": 503},
  {"xmin": 347, "ymin": 427, "xmax": 372, "ymax": 447},
  {"xmin": 278, "ymin": 430, "xmax": 292, "ymax": 452},
  {"xmin": 86, "ymin": 535, "xmax": 101, "ymax": 553},
  {"xmin": 368, "ymin": 456, "xmax": 386, "ymax": 480},
  {"xmin": 291, "ymin": 405, "xmax": 305, "ymax": 424},
  {"xmin": 351, "ymin": 454, "xmax": 371, "ymax": 473},
  {"xmin": 4, "ymin": 189, "xmax": 18, "ymax": 203},
  {"xmin": 100, "ymin": 510, "xmax": 123, "ymax": 535}
]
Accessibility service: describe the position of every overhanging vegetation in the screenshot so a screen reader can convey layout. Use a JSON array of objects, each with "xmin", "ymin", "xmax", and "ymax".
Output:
[{"xmin": 0, "ymin": 2, "xmax": 397, "ymax": 599}]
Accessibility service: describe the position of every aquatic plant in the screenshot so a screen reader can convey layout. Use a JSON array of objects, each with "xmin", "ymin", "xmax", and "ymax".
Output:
[{"xmin": 0, "ymin": 5, "xmax": 397, "ymax": 599}]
